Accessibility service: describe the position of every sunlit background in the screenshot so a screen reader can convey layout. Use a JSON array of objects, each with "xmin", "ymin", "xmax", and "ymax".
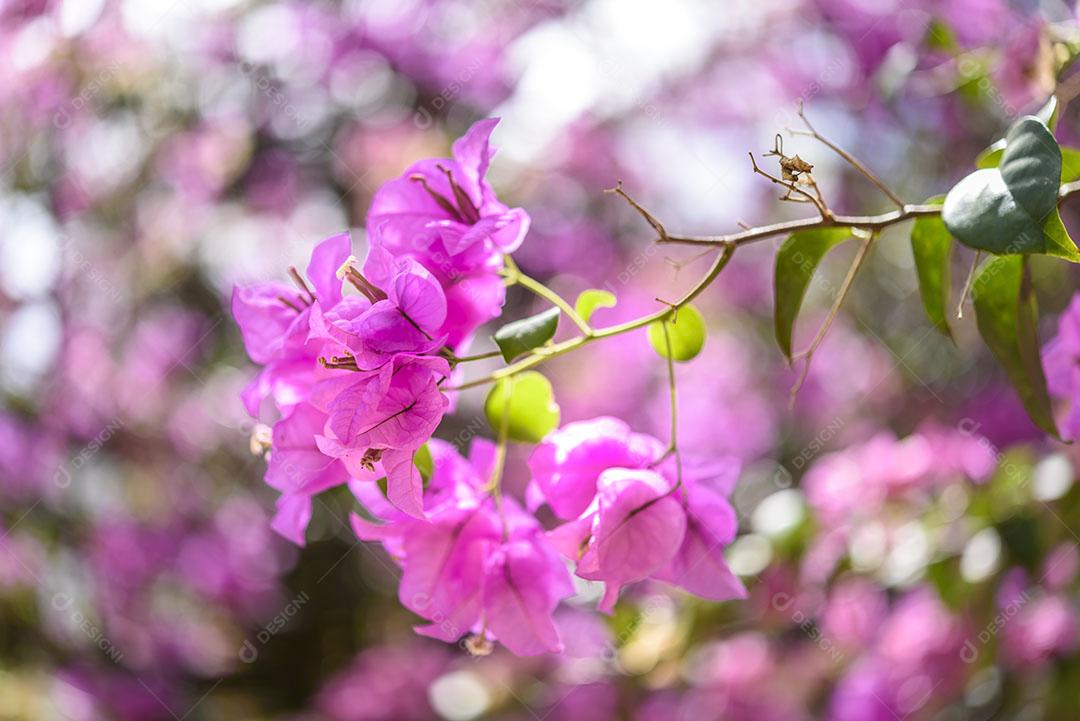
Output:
[{"xmin": 4, "ymin": 0, "xmax": 1080, "ymax": 719}]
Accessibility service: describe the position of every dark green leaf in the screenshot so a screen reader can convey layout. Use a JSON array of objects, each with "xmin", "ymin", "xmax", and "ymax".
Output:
[
  {"xmin": 484, "ymin": 371, "xmax": 561, "ymax": 443},
  {"xmin": 1044, "ymin": 210, "xmax": 1080, "ymax": 262},
  {"xmin": 910, "ymin": 199, "xmax": 952, "ymax": 337},
  {"xmin": 976, "ymin": 142, "xmax": 1080, "ymax": 185},
  {"xmin": 974, "ymin": 97, "xmax": 1059, "ymax": 169},
  {"xmin": 492, "ymin": 307, "xmax": 560, "ymax": 362},
  {"xmin": 773, "ymin": 227, "xmax": 853, "ymax": 360},
  {"xmin": 574, "ymin": 289, "xmax": 616, "ymax": 323},
  {"xmin": 971, "ymin": 255, "xmax": 1060, "ymax": 438},
  {"xmin": 943, "ymin": 116, "xmax": 1064, "ymax": 256},
  {"xmin": 647, "ymin": 304, "xmax": 706, "ymax": 362}
]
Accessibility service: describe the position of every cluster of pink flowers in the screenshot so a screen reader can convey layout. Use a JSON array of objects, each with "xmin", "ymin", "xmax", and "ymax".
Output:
[
  {"xmin": 234, "ymin": 121, "xmax": 744, "ymax": 655},
  {"xmin": 351, "ymin": 417, "xmax": 744, "ymax": 655},
  {"xmin": 1044, "ymin": 294, "xmax": 1080, "ymax": 440},
  {"xmin": 234, "ymin": 119, "xmax": 527, "ymax": 540},
  {"xmin": 802, "ymin": 423, "xmax": 997, "ymax": 527},
  {"xmin": 531, "ymin": 418, "xmax": 745, "ymax": 613}
]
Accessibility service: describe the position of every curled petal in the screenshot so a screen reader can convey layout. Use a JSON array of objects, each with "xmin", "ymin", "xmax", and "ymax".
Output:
[
  {"xmin": 388, "ymin": 257, "xmax": 447, "ymax": 333},
  {"xmin": 306, "ymin": 232, "xmax": 352, "ymax": 307},
  {"xmin": 580, "ymin": 469, "xmax": 686, "ymax": 613},
  {"xmin": 271, "ymin": 493, "xmax": 313, "ymax": 546},
  {"xmin": 384, "ymin": 448, "xmax": 426, "ymax": 520},
  {"xmin": 483, "ymin": 539, "xmax": 568, "ymax": 656},
  {"xmin": 232, "ymin": 283, "xmax": 307, "ymax": 364}
]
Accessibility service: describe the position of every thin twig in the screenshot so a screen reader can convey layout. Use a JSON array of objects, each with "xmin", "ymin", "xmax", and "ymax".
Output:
[
  {"xmin": 660, "ymin": 320, "xmax": 682, "ymax": 486},
  {"xmin": 665, "ymin": 247, "xmax": 718, "ymax": 274},
  {"xmin": 956, "ymin": 250, "xmax": 982, "ymax": 320},
  {"xmin": 790, "ymin": 231, "xmax": 876, "ymax": 401},
  {"xmin": 441, "ymin": 166, "xmax": 1080, "ymax": 394},
  {"xmin": 792, "ymin": 102, "xmax": 906, "ymax": 209},
  {"xmin": 444, "ymin": 348, "xmax": 502, "ymax": 364},
  {"xmin": 510, "ymin": 269, "xmax": 592, "ymax": 335},
  {"xmin": 605, "ymin": 181, "xmax": 670, "ymax": 242},
  {"xmin": 657, "ymin": 182, "xmax": 1080, "ymax": 249},
  {"xmin": 748, "ymin": 152, "xmax": 832, "ymax": 218},
  {"xmin": 657, "ymin": 205, "xmax": 940, "ymax": 247},
  {"xmin": 447, "ymin": 241, "xmax": 737, "ymax": 391}
]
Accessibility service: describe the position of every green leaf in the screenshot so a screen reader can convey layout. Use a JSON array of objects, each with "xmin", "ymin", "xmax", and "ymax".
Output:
[
  {"xmin": 974, "ymin": 140, "xmax": 1005, "ymax": 169},
  {"xmin": 413, "ymin": 444, "xmax": 433, "ymax": 483},
  {"xmin": 1037, "ymin": 95, "xmax": 1059, "ymax": 130},
  {"xmin": 943, "ymin": 116, "xmax": 1064, "ymax": 256},
  {"xmin": 975, "ymin": 98, "xmax": 1059, "ymax": 169},
  {"xmin": 971, "ymin": 255, "xmax": 1060, "ymax": 438},
  {"xmin": 647, "ymin": 304, "xmax": 706, "ymax": 362},
  {"xmin": 492, "ymin": 307, "xmax": 560, "ymax": 362},
  {"xmin": 574, "ymin": 289, "xmax": 616, "ymax": 323},
  {"xmin": 1061, "ymin": 147, "xmax": 1080, "ymax": 183},
  {"xmin": 1044, "ymin": 210, "xmax": 1080, "ymax": 262},
  {"xmin": 910, "ymin": 199, "xmax": 952, "ymax": 337},
  {"xmin": 773, "ymin": 227, "xmax": 853, "ymax": 360},
  {"xmin": 484, "ymin": 371, "xmax": 561, "ymax": 443},
  {"xmin": 976, "ymin": 142, "xmax": 1080, "ymax": 185}
]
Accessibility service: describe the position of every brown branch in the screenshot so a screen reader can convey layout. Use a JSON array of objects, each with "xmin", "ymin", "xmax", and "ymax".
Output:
[
  {"xmin": 748, "ymin": 151, "xmax": 832, "ymax": 218},
  {"xmin": 791, "ymin": 102, "xmax": 906, "ymax": 209},
  {"xmin": 654, "ymin": 205, "xmax": 939, "ymax": 247},
  {"xmin": 654, "ymin": 182, "xmax": 1080, "ymax": 249},
  {"xmin": 605, "ymin": 181, "xmax": 670, "ymax": 242},
  {"xmin": 445, "ymin": 156, "xmax": 1080, "ymax": 394}
]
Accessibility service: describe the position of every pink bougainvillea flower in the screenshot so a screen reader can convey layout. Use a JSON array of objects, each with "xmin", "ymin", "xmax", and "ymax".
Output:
[
  {"xmin": 232, "ymin": 281, "xmax": 312, "ymax": 366},
  {"xmin": 233, "ymin": 233, "xmax": 354, "ymax": 416},
  {"xmin": 575, "ymin": 468, "xmax": 687, "ymax": 613},
  {"xmin": 319, "ymin": 250, "xmax": 448, "ymax": 371},
  {"xmin": 653, "ymin": 478, "xmax": 745, "ymax": 602},
  {"xmin": 349, "ymin": 439, "xmax": 572, "ymax": 655},
  {"xmin": 534, "ymin": 417, "xmax": 744, "ymax": 612},
  {"xmin": 312, "ymin": 355, "xmax": 450, "ymax": 518},
  {"xmin": 527, "ymin": 416, "xmax": 663, "ymax": 520},
  {"xmin": 363, "ymin": 118, "xmax": 528, "ymax": 348},
  {"xmin": 365, "ymin": 118, "xmax": 528, "ymax": 259},
  {"xmin": 271, "ymin": 492, "xmax": 315, "ymax": 547},
  {"xmin": 265, "ymin": 403, "xmax": 349, "ymax": 498},
  {"xmin": 1043, "ymin": 294, "xmax": 1080, "ymax": 440},
  {"xmin": 322, "ymin": 355, "xmax": 449, "ymax": 451},
  {"xmin": 803, "ymin": 424, "xmax": 997, "ymax": 526},
  {"xmin": 260, "ymin": 403, "xmax": 353, "ymax": 546},
  {"xmin": 482, "ymin": 533, "xmax": 573, "ymax": 655}
]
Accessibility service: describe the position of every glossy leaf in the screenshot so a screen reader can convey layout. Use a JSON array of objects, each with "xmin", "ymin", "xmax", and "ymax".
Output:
[
  {"xmin": 484, "ymin": 371, "xmax": 561, "ymax": 444},
  {"xmin": 647, "ymin": 304, "xmax": 706, "ymax": 362},
  {"xmin": 574, "ymin": 289, "xmax": 617, "ymax": 323},
  {"xmin": 943, "ymin": 116, "xmax": 1064, "ymax": 256},
  {"xmin": 976, "ymin": 143, "xmax": 1080, "ymax": 185},
  {"xmin": 971, "ymin": 255, "xmax": 1059, "ymax": 438},
  {"xmin": 909, "ymin": 199, "xmax": 952, "ymax": 337},
  {"xmin": 1044, "ymin": 211, "xmax": 1080, "ymax": 263},
  {"xmin": 974, "ymin": 97, "xmax": 1058, "ymax": 169},
  {"xmin": 773, "ymin": 227, "xmax": 853, "ymax": 360},
  {"xmin": 492, "ymin": 307, "xmax": 560, "ymax": 362}
]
